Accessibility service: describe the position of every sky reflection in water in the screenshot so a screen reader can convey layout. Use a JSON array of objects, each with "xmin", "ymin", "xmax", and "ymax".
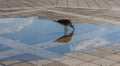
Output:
[{"xmin": 0, "ymin": 17, "xmax": 120, "ymax": 54}]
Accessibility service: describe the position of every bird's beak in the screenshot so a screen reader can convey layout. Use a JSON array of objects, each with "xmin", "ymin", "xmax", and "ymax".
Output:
[
  {"xmin": 53, "ymin": 20, "xmax": 58, "ymax": 22},
  {"xmin": 70, "ymin": 25, "xmax": 75, "ymax": 30}
]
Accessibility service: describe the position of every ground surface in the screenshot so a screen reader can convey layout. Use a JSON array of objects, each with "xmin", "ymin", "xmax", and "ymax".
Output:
[
  {"xmin": 0, "ymin": 0, "xmax": 120, "ymax": 25},
  {"xmin": 0, "ymin": 0, "xmax": 120, "ymax": 66}
]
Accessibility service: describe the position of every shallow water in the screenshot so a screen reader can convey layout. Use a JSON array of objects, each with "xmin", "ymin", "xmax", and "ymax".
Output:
[{"xmin": 0, "ymin": 17, "xmax": 120, "ymax": 60}]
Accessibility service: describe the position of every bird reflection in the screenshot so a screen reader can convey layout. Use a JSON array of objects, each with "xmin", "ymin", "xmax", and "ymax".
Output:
[
  {"xmin": 54, "ymin": 30, "xmax": 74, "ymax": 43},
  {"xmin": 54, "ymin": 19, "xmax": 75, "ymax": 43}
]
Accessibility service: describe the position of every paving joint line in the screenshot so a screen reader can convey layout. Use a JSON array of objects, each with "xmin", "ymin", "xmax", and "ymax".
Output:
[
  {"xmin": 0, "ymin": 37, "xmax": 62, "ymax": 59},
  {"xmin": 111, "ymin": 0, "xmax": 120, "ymax": 7}
]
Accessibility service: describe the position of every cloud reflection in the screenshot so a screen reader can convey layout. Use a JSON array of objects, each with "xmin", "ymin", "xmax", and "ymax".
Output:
[
  {"xmin": 70, "ymin": 36, "xmax": 109, "ymax": 51},
  {"xmin": 0, "ymin": 18, "xmax": 33, "ymax": 34},
  {"xmin": 0, "ymin": 18, "xmax": 14, "ymax": 23}
]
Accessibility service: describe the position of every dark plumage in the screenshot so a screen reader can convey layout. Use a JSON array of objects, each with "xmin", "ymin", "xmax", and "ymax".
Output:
[{"xmin": 55, "ymin": 19, "xmax": 75, "ymax": 30}]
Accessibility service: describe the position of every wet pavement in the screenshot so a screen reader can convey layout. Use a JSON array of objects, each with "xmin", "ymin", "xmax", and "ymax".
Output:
[
  {"xmin": 0, "ymin": 17, "xmax": 120, "ymax": 66},
  {"xmin": 0, "ymin": 0, "xmax": 120, "ymax": 66}
]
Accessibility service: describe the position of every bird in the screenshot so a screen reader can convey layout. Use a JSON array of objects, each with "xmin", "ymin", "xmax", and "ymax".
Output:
[{"xmin": 54, "ymin": 19, "xmax": 75, "ymax": 30}]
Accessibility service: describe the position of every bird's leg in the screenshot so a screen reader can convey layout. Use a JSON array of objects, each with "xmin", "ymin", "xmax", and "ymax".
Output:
[{"xmin": 64, "ymin": 26, "xmax": 67, "ymax": 35}]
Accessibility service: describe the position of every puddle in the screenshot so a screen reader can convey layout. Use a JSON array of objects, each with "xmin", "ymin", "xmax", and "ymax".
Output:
[{"xmin": 0, "ymin": 17, "xmax": 120, "ymax": 60}]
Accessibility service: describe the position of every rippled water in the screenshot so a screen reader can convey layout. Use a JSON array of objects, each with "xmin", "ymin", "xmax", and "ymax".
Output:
[{"xmin": 0, "ymin": 17, "xmax": 120, "ymax": 55}]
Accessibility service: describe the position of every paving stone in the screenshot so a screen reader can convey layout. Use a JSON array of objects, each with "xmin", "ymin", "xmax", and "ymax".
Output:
[
  {"xmin": 91, "ymin": 58, "xmax": 117, "ymax": 66},
  {"xmin": 86, "ymin": 0, "xmax": 100, "ymax": 9},
  {"xmin": 1, "ymin": 59, "xmax": 22, "ymax": 65},
  {"xmin": 60, "ymin": 58, "xmax": 87, "ymax": 66},
  {"xmin": 30, "ymin": 59, "xmax": 53, "ymax": 66},
  {"xmin": 57, "ymin": 0, "xmax": 67, "ymax": 7},
  {"xmin": 50, "ymin": 56, "xmax": 70, "ymax": 61},
  {"xmin": 68, "ymin": 0, "xmax": 78, "ymax": 8},
  {"xmin": 0, "ymin": 64, "xmax": 4, "ymax": 66},
  {"xmin": 1, "ymin": 0, "xmax": 120, "ymax": 9},
  {"xmin": 78, "ymin": 0, "xmax": 89, "ymax": 8},
  {"xmin": 112, "ymin": 63, "xmax": 120, "ymax": 66},
  {"xmin": 105, "ymin": 54, "xmax": 120, "ymax": 62},
  {"xmin": 65, "ymin": 53, "xmax": 100, "ymax": 62},
  {"xmin": 12, "ymin": 62, "xmax": 36, "ymax": 66},
  {"xmin": 104, "ymin": 0, "xmax": 120, "ymax": 8},
  {"xmin": 97, "ymin": 46, "xmax": 120, "ymax": 54},
  {"xmin": 79, "ymin": 63, "xmax": 99, "ymax": 66},
  {"xmin": 94, "ymin": 0, "xmax": 110, "ymax": 8},
  {"xmin": 114, "ymin": 44, "xmax": 120, "ymax": 49},
  {"xmin": 85, "ymin": 49, "xmax": 114, "ymax": 58},
  {"xmin": 43, "ymin": 61, "xmax": 68, "ymax": 66}
]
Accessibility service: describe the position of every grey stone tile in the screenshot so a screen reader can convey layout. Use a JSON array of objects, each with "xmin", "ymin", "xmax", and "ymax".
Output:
[
  {"xmin": 50, "ymin": 56, "xmax": 70, "ymax": 61},
  {"xmin": 79, "ymin": 63, "xmax": 99, "ymax": 66},
  {"xmin": 85, "ymin": 49, "xmax": 114, "ymax": 58},
  {"xmin": 12, "ymin": 62, "xmax": 36, "ymax": 66},
  {"xmin": 105, "ymin": 54, "xmax": 120, "ymax": 62},
  {"xmin": 60, "ymin": 58, "xmax": 87, "ymax": 66},
  {"xmin": 0, "ymin": 0, "xmax": 120, "ymax": 9},
  {"xmin": 65, "ymin": 53, "xmax": 100, "ymax": 62},
  {"xmin": 91, "ymin": 58, "xmax": 117, "ymax": 66},
  {"xmin": 30, "ymin": 59, "xmax": 53, "ymax": 66},
  {"xmin": 43, "ymin": 61, "xmax": 69, "ymax": 66},
  {"xmin": 97, "ymin": 46, "xmax": 120, "ymax": 54},
  {"xmin": 112, "ymin": 63, "xmax": 120, "ymax": 66},
  {"xmin": 1, "ymin": 59, "xmax": 22, "ymax": 65}
]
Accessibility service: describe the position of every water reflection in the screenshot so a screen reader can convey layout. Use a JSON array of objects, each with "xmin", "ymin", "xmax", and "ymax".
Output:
[
  {"xmin": 1, "ymin": 17, "xmax": 120, "ymax": 53},
  {"xmin": 1, "ymin": 17, "xmax": 120, "ymax": 62},
  {"xmin": 54, "ymin": 30, "xmax": 74, "ymax": 43},
  {"xmin": 54, "ymin": 19, "xmax": 75, "ymax": 43}
]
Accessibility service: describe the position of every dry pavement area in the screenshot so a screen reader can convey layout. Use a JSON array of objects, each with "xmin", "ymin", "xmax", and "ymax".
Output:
[{"xmin": 0, "ymin": 0, "xmax": 120, "ymax": 25}]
